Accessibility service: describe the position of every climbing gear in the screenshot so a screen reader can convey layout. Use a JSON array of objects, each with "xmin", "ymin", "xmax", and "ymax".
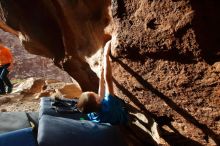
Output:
[{"xmin": 51, "ymin": 97, "xmax": 80, "ymax": 114}]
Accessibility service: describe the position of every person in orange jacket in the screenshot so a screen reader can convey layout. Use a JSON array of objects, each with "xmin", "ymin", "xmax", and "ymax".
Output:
[{"xmin": 0, "ymin": 42, "xmax": 13, "ymax": 94}]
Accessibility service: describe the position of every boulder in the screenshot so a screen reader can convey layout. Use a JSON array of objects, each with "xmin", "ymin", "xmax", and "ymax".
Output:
[
  {"xmin": 14, "ymin": 78, "xmax": 45, "ymax": 94},
  {"xmin": 14, "ymin": 77, "xmax": 82, "ymax": 99}
]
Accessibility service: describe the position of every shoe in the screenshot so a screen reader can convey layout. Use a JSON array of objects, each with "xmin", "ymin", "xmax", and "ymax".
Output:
[{"xmin": 6, "ymin": 87, "xmax": 12, "ymax": 93}]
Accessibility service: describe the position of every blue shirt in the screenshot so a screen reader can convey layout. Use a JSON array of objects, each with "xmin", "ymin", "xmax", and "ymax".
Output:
[{"xmin": 87, "ymin": 94, "xmax": 128, "ymax": 125}]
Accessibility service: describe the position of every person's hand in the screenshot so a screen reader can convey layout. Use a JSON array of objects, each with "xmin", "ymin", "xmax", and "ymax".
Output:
[{"xmin": 103, "ymin": 40, "xmax": 111, "ymax": 56}]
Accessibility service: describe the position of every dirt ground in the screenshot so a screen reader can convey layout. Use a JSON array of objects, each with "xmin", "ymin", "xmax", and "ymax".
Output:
[{"xmin": 0, "ymin": 93, "xmax": 39, "ymax": 112}]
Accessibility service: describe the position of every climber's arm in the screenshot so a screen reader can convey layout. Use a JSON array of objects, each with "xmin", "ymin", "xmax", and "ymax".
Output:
[
  {"xmin": 103, "ymin": 40, "xmax": 114, "ymax": 96},
  {"xmin": 98, "ymin": 67, "xmax": 105, "ymax": 98}
]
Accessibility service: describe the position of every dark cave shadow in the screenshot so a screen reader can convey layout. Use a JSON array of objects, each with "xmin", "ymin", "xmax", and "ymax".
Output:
[
  {"xmin": 114, "ymin": 79, "xmax": 203, "ymax": 146},
  {"xmin": 112, "ymin": 0, "xmax": 127, "ymax": 19},
  {"xmin": 62, "ymin": 58, "xmax": 99, "ymax": 92},
  {"xmin": 112, "ymin": 57, "xmax": 220, "ymax": 145},
  {"xmin": 124, "ymin": 46, "xmax": 197, "ymax": 64},
  {"xmin": 113, "ymin": 78, "xmax": 157, "ymax": 146},
  {"xmin": 190, "ymin": 0, "xmax": 220, "ymax": 64}
]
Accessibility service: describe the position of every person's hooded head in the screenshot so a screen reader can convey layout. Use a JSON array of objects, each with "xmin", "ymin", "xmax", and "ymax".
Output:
[{"xmin": 77, "ymin": 92, "xmax": 101, "ymax": 113}]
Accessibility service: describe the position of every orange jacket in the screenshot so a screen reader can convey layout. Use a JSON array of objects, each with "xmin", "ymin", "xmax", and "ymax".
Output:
[{"xmin": 0, "ymin": 45, "xmax": 13, "ymax": 66}]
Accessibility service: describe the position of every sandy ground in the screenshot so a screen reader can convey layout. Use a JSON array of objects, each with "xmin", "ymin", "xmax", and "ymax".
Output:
[{"xmin": 0, "ymin": 93, "xmax": 39, "ymax": 112}]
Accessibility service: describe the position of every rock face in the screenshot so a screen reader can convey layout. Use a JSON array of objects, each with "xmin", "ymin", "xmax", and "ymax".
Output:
[
  {"xmin": 110, "ymin": 0, "xmax": 220, "ymax": 145},
  {"xmin": 0, "ymin": 0, "xmax": 220, "ymax": 145},
  {"xmin": 0, "ymin": 0, "xmax": 112, "ymax": 91},
  {"xmin": 111, "ymin": 0, "xmax": 220, "ymax": 64}
]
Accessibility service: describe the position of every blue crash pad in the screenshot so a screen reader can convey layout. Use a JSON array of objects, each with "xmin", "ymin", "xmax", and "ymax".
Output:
[
  {"xmin": 38, "ymin": 115, "xmax": 126, "ymax": 146},
  {"xmin": 0, "ymin": 128, "xmax": 37, "ymax": 146}
]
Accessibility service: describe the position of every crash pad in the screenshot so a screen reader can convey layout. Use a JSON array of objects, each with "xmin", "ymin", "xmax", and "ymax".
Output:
[
  {"xmin": 0, "ymin": 128, "xmax": 37, "ymax": 146},
  {"xmin": 0, "ymin": 112, "xmax": 31, "ymax": 134},
  {"xmin": 38, "ymin": 115, "xmax": 126, "ymax": 146}
]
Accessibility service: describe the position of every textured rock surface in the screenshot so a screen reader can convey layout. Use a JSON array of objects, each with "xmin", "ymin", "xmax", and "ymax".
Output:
[
  {"xmin": 0, "ymin": 0, "xmax": 220, "ymax": 145},
  {"xmin": 0, "ymin": 0, "xmax": 112, "ymax": 91},
  {"xmin": 110, "ymin": 0, "xmax": 220, "ymax": 145}
]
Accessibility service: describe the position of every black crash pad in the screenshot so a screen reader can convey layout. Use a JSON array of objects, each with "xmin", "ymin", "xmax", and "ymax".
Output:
[{"xmin": 39, "ymin": 97, "xmax": 86, "ymax": 120}]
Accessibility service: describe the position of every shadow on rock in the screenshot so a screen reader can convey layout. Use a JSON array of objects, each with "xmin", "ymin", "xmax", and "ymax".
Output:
[
  {"xmin": 190, "ymin": 0, "xmax": 220, "ymax": 64},
  {"xmin": 113, "ymin": 57, "xmax": 219, "ymax": 145}
]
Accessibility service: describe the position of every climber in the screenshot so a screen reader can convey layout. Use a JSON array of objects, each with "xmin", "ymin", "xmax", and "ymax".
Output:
[
  {"xmin": 0, "ymin": 42, "xmax": 13, "ymax": 94},
  {"xmin": 77, "ymin": 38, "xmax": 128, "ymax": 125}
]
